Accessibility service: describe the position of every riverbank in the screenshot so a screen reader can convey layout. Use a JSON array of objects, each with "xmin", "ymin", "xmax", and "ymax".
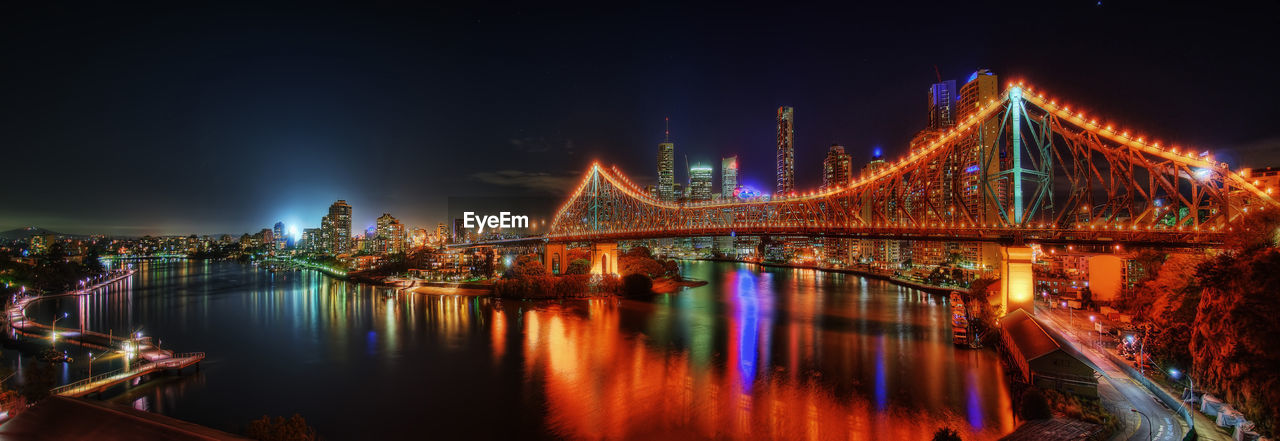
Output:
[
  {"xmin": 410, "ymin": 281, "xmax": 492, "ymax": 296},
  {"xmin": 651, "ymin": 276, "xmax": 707, "ymax": 294}
]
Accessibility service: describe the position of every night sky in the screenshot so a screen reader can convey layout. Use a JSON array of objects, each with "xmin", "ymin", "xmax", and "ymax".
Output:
[{"xmin": 3, "ymin": 2, "xmax": 1278, "ymax": 236}]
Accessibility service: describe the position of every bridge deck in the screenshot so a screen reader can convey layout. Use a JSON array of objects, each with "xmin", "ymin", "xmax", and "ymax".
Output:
[{"xmin": 50, "ymin": 352, "xmax": 205, "ymax": 398}]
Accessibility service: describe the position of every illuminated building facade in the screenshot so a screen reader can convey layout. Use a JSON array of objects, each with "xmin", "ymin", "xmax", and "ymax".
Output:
[
  {"xmin": 776, "ymin": 106, "xmax": 795, "ymax": 195},
  {"xmin": 721, "ymin": 156, "xmax": 738, "ymax": 198},
  {"xmin": 375, "ymin": 213, "xmax": 406, "ymax": 255},
  {"xmin": 688, "ymin": 164, "xmax": 713, "ymax": 201},
  {"xmin": 657, "ymin": 120, "xmax": 676, "ymax": 202},
  {"xmin": 928, "ymin": 80, "xmax": 957, "ymax": 130},
  {"xmin": 821, "ymin": 144, "xmax": 851, "ymax": 191},
  {"xmin": 273, "ymin": 221, "xmax": 285, "ymax": 250},
  {"xmin": 326, "ymin": 200, "xmax": 352, "ymax": 255}
]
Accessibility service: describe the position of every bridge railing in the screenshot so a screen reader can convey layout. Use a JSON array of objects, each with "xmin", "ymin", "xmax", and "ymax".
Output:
[{"xmin": 49, "ymin": 360, "xmax": 158, "ymax": 396}]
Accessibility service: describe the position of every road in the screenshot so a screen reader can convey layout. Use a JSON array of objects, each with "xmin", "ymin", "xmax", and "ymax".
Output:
[{"xmin": 1035, "ymin": 306, "xmax": 1184, "ymax": 441}]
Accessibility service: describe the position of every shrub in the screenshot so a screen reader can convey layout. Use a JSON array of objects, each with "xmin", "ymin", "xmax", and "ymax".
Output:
[
  {"xmin": 565, "ymin": 259, "xmax": 591, "ymax": 275},
  {"xmin": 621, "ymin": 273, "xmax": 653, "ymax": 296},
  {"xmin": 246, "ymin": 414, "xmax": 317, "ymax": 441}
]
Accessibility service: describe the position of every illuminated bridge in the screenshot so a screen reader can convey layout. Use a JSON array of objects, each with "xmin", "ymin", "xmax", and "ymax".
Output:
[{"xmin": 533, "ymin": 81, "xmax": 1280, "ymax": 313}]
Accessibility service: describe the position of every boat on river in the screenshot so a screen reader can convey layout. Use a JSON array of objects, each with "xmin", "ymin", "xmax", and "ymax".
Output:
[{"xmin": 950, "ymin": 291, "xmax": 971, "ymax": 346}]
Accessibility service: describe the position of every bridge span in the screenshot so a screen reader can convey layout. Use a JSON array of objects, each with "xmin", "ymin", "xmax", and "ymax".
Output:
[{"xmin": 472, "ymin": 81, "xmax": 1280, "ymax": 316}]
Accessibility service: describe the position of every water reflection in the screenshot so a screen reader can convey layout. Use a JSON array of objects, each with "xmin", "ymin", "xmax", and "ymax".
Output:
[
  {"xmin": 506, "ymin": 263, "xmax": 1014, "ymax": 440},
  {"xmin": 19, "ymin": 260, "xmax": 1013, "ymax": 440}
]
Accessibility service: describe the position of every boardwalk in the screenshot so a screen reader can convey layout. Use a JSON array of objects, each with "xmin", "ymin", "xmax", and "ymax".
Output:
[
  {"xmin": 5, "ymin": 270, "xmax": 207, "ymax": 397},
  {"xmin": 49, "ymin": 352, "xmax": 204, "ymax": 397}
]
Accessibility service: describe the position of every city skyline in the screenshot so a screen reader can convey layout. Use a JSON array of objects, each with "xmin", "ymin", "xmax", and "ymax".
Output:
[{"xmin": 3, "ymin": 2, "xmax": 1279, "ymax": 236}]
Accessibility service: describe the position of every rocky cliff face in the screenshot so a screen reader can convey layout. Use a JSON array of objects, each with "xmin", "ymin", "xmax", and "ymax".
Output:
[{"xmin": 1190, "ymin": 248, "xmax": 1280, "ymax": 436}]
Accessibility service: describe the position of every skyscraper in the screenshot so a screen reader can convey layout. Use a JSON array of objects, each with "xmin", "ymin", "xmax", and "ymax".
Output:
[
  {"xmin": 957, "ymin": 69, "xmax": 1003, "ymax": 274},
  {"xmin": 957, "ymin": 69, "xmax": 1003, "ymax": 220},
  {"xmin": 273, "ymin": 221, "xmax": 285, "ymax": 250},
  {"xmin": 776, "ymin": 106, "xmax": 795, "ymax": 195},
  {"xmin": 822, "ymin": 144, "xmax": 851, "ymax": 191},
  {"xmin": 928, "ymin": 80, "xmax": 957, "ymax": 130},
  {"xmin": 721, "ymin": 156, "xmax": 738, "ymax": 198},
  {"xmin": 688, "ymin": 163, "xmax": 713, "ymax": 201},
  {"xmin": 657, "ymin": 118, "xmax": 676, "ymax": 202},
  {"xmin": 326, "ymin": 200, "xmax": 352, "ymax": 254},
  {"xmin": 319, "ymin": 216, "xmax": 332, "ymax": 253}
]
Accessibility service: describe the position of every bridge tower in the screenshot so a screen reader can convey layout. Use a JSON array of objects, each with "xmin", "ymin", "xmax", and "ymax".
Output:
[
  {"xmin": 545, "ymin": 242, "xmax": 566, "ymax": 275},
  {"xmin": 589, "ymin": 243, "xmax": 618, "ymax": 275},
  {"xmin": 998, "ymin": 245, "xmax": 1035, "ymax": 315}
]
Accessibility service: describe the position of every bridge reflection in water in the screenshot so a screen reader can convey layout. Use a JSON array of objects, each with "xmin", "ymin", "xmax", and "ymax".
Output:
[{"xmin": 509, "ymin": 262, "xmax": 1015, "ymax": 440}]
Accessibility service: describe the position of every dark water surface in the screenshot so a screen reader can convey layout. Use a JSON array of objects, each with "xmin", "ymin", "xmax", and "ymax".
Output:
[{"xmin": 22, "ymin": 259, "xmax": 1015, "ymax": 440}]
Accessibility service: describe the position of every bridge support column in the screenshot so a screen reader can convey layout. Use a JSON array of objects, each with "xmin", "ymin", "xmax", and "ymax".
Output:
[
  {"xmin": 999, "ymin": 245, "xmax": 1035, "ymax": 316},
  {"xmin": 545, "ymin": 242, "xmax": 566, "ymax": 275},
  {"xmin": 590, "ymin": 243, "xmax": 618, "ymax": 275}
]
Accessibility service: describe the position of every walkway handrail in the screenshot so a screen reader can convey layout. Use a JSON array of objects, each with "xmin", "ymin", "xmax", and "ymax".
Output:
[{"xmin": 49, "ymin": 360, "xmax": 157, "ymax": 396}]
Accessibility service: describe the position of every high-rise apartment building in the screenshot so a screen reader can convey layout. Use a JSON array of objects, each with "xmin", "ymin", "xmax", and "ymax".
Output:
[
  {"xmin": 319, "ymin": 216, "xmax": 332, "ymax": 253},
  {"xmin": 957, "ymin": 69, "xmax": 1004, "ymax": 222},
  {"xmin": 657, "ymin": 119, "xmax": 676, "ymax": 202},
  {"xmin": 721, "ymin": 156, "xmax": 738, "ymax": 198},
  {"xmin": 452, "ymin": 218, "xmax": 466, "ymax": 243},
  {"xmin": 375, "ymin": 213, "xmax": 405, "ymax": 255},
  {"xmin": 326, "ymin": 200, "xmax": 352, "ymax": 255},
  {"xmin": 928, "ymin": 80, "xmax": 958, "ymax": 130},
  {"xmin": 435, "ymin": 222, "xmax": 449, "ymax": 245},
  {"xmin": 822, "ymin": 144, "xmax": 852, "ymax": 191},
  {"xmin": 957, "ymin": 69, "xmax": 1004, "ymax": 273},
  {"xmin": 273, "ymin": 221, "xmax": 285, "ymax": 250},
  {"xmin": 776, "ymin": 106, "xmax": 795, "ymax": 195},
  {"xmin": 688, "ymin": 164, "xmax": 713, "ymax": 201}
]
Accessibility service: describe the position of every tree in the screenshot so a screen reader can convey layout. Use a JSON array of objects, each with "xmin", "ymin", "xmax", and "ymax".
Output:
[
  {"xmin": 1223, "ymin": 208, "xmax": 1280, "ymax": 251},
  {"xmin": 623, "ymin": 246, "xmax": 653, "ymax": 259},
  {"xmin": 246, "ymin": 414, "xmax": 317, "ymax": 441},
  {"xmin": 931, "ymin": 427, "xmax": 962, "ymax": 441},
  {"xmin": 564, "ymin": 259, "xmax": 591, "ymax": 275},
  {"xmin": 621, "ymin": 273, "xmax": 653, "ymax": 296},
  {"xmin": 506, "ymin": 254, "xmax": 546, "ymax": 279},
  {"xmin": 619, "ymin": 253, "xmax": 663, "ymax": 278}
]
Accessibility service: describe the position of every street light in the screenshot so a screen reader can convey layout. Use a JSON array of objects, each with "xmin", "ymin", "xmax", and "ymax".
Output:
[
  {"xmin": 1169, "ymin": 367, "xmax": 1197, "ymax": 431},
  {"xmin": 1130, "ymin": 408, "xmax": 1153, "ymax": 441},
  {"xmin": 51, "ymin": 312, "xmax": 69, "ymax": 345},
  {"xmin": 1089, "ymin": 315, "xmax": 1097, "ymax": 346},
  {"xmin": 87, "ymin": 351, "xmax": 105, "ymax": 378}
]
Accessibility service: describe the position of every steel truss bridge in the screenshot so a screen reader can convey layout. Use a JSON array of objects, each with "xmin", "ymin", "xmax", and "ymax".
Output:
[{"xmin": 546, "ymin": 82, "xmax": 1279, "ymax": 248}]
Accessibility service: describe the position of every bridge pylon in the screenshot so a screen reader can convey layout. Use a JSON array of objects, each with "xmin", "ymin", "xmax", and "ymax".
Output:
[
  {"xmin": 589, "ymin": 243, "xmax": 618, "ymax": 275},
  {"xmin": 998, "ymin": 245, "xmax": 1035, "ymax": 315},
  {"xmin": 545, "ymin": 242, "xmax": 566, "ymax": 275}
]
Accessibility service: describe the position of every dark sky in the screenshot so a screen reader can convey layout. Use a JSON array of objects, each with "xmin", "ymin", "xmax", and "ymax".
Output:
[{"xmin": 3, "ymin": 1, "xmax": 1278, "ymax": 236}]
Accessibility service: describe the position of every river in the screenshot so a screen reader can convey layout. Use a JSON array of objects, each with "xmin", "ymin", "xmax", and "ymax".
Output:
[{"xmin": 16, "ymin": 259, "xmax": 1016, "ymax": 440}]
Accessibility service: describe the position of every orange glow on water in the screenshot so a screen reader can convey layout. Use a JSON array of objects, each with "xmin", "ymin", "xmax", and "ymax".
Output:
[{"xmin": 504, "ymin": 287, "xmax": 1016, "ymax": 440}]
